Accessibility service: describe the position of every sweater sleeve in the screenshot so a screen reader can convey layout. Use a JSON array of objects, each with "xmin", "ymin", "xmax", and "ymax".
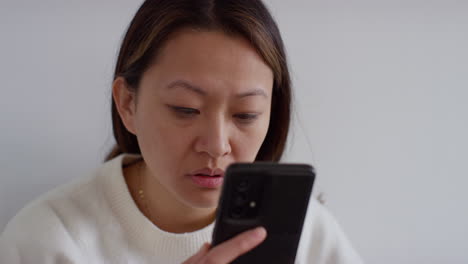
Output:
[
  {"xmin": 295, "ymin": 199, "xmax": 364, "ymax": 264},
  {"xmin": 0, "ymin": 201, "xmax": 87, "ymax": 264}
]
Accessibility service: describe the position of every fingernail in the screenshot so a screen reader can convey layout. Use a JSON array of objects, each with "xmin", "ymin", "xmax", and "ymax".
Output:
[{"xmin": 252, "ymin": 227, "xmax": 267, "ymax": 239}]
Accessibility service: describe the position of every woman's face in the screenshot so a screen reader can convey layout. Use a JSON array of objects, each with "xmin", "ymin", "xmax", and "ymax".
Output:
[{"xmin": 123, "ymin": 29, "xmax": 273, "ymax": 209}]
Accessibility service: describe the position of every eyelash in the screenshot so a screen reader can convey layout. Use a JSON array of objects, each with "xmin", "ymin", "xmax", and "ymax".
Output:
[
  {"xmin": 169, "ymin": 106, "xmax": 259, "ymax": 123},
  {"xmin": 234, "ymin": 113, "xmax": 259, "ymax": 122},
  {"xmin": 171, "ymin": 106, "xmax": 200, "ymax": 116}
]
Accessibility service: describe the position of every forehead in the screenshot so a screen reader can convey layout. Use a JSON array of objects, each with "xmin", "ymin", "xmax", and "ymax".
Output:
[{"xmin": 144, "ymin": 28, "xmax": 274, "ymax": 96}]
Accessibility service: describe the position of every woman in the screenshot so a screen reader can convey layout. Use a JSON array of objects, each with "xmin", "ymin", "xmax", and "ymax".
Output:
[{"xmin": 0, "ymin": 0, "xmax": 363, "ymax": 263}]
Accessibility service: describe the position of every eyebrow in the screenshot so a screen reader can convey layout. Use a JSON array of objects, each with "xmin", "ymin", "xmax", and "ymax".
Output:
[
  {"xmin": 167, "ymin": 80, "xmax": 207, "ymax": 96},
  {"xmin": 236, "ymin": 89, "xmax": 268, "ymax": 99},
  {"xmin": 166, "ymin": 79, "xmax": 268, "ymax": 99}
]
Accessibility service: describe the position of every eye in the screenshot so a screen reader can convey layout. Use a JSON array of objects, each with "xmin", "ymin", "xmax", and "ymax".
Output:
[
  {"xmin": 234, "ymin": 113, "xmax": 259, "ymax": 124},
  {"xmin": 168, "ymin": 105, "xmax": 200, "ymax": 118}
]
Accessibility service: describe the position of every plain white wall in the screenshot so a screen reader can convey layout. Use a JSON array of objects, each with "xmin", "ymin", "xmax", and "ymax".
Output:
[{"xmin": 1, "ymin": 0, "xmax": 467, "ymax": 263}]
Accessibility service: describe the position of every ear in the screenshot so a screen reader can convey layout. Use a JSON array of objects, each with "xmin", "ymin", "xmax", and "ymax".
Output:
[{"xmin": 112, "ymin": 77, "xmax": 138, "ymax": 135}]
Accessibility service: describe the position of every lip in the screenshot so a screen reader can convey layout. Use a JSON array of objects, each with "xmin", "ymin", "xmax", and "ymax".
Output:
[
  {"xmin": 188, "ymin": 167, "xmax": 225, "ymax": 188},
  {"xmin": 189, "ymin": 167, "xmax": 225, "ymax": 177}
]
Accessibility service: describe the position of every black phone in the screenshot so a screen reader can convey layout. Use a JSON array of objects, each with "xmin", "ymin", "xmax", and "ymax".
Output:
[{"xmin": 212, "ymin": 162, "xmax": 315, "ymax": 264}]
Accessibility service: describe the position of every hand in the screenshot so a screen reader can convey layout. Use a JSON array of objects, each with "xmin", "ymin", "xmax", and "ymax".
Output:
[{"xmin": 182, "ymin": 226, "xmax": 267, "ymax": 264}]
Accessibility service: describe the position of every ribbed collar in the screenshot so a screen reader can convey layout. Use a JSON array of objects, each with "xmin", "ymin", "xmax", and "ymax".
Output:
[{"xmin": 99, "ymin": 154, "xmax": 214, "ymax": 260}]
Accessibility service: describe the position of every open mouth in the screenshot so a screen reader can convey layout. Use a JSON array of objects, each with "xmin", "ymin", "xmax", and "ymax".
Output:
[{"xmin": 195, "ymin": 173, "xmax": 222, "ymax": 177}]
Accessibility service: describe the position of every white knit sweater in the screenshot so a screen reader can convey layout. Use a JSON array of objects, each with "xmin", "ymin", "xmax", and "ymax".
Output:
[{"xmin": 0, "ymin": 154, "xmax": 363, "ymax": 263}]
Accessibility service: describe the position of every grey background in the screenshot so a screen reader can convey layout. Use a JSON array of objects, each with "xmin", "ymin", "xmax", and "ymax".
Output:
[{"xmin": 1, "ymin": 0, "xmax": 467, "ymax": 263}]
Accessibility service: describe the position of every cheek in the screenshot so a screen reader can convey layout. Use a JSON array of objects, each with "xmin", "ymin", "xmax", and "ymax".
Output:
[
  {"xmin": 144, "ymin": 121, "xmax": 192, "ymax": 159},
  {"xmin": 233, "ymin": 117, "xmax": 271, "ymax": 160},
  {"xmin": 137, "ymin": 122, "xmax": 196, "ymax": 186},
  {"xmin": 135, "ymin": 108, "xmax": 191, "ymax": 167}
]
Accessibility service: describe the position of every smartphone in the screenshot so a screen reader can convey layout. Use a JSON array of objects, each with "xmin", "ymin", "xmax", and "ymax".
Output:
[{"xmin": 212, "ymin": 162, "xmax": 315, "ymax": 264}]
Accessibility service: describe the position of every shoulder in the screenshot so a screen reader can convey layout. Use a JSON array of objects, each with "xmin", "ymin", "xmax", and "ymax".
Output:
[
  {"xmin": 0, "ymin": 164, "xmax": 106, "ymax": 263},
  {"xmin": 1, "ymin": 154, "xmax": 130, "ymax": 239},
  {"xmin": 0, "ymin": 191, "xmax": 86, "ymax": 262},
  {"xmin": 0, "ymin": 154, "xmax": 143, "ymax": 263},
  {"xmin": 295, "ymin": 198, "xmax": 364, "ymax": 264}
]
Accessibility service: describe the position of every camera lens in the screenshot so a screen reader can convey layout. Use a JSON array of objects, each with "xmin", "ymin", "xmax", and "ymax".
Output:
[
  {"xmin": 237, "ymin": 179, "xmax": 249, "ymax": 192},
  {"xmin": 231, "ymin": 206, "xmax": 244, "ymax": 218},
  {"xmin": 233, "ymin": 193, "xmax": 247, "ymax": 206}
]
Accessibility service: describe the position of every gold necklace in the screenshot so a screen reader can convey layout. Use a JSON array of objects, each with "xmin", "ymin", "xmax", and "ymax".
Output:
[{"xmin": 136, "ymin": 160, "xmax": 154, "ymax": 222}]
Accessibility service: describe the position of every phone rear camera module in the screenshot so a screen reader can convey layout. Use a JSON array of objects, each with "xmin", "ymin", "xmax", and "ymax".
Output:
[
  {"xmin": 231, "ymin": 206, "xmax": 245, "ymax": 219},
  {"xmin": 236, "ymin": 179, "xmax": 249, "ymax": 192},
  {"xmin": 233, "ymin": 193, "xmax": 248, "ymax": 206}
]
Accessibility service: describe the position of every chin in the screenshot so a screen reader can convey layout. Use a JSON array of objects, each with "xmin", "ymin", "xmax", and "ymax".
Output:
[{"xmin": 184, "ymin": 190, "xmax": 221, "ymax": 209}]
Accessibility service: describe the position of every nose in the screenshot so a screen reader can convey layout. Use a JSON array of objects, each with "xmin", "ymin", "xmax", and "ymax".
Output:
[{"xmin": 194, "ymin": 116, "xmax": 232, "ymax": 159}]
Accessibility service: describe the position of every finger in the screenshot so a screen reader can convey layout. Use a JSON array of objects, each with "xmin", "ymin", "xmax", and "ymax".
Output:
[
  {"xmin": 182, "ymin": 243, "xmax": 210, "ymax": 264},
  {"xmin": 204, "ymin": 226, "xmax": 267, "ymax": 263}
]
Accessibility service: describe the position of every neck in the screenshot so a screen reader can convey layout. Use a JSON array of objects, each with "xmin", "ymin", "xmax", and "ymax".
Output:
[{"xmin": 125, "ymin": 160, "xmax": 216, "ymax": 233}]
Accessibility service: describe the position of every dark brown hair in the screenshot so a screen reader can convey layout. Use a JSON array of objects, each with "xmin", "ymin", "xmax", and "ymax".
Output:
[{"xmin": 105, "ymin": 0, "xmax": 291, "ymax": 162}]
